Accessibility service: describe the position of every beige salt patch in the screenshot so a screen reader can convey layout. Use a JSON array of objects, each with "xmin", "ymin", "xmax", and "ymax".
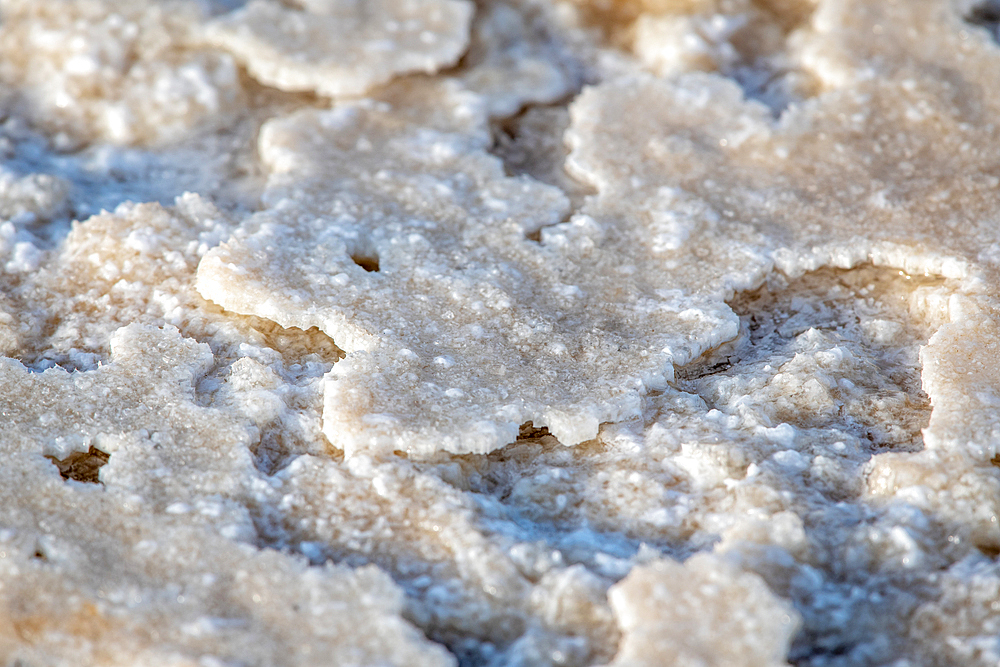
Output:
[
  {"xmin": 0, "ymin": 541, "xmax": 453, "ymax": 667},
  {"xmin": 198, "ymin": 78, "xmax": 739, "ymax": 456},
  {"xmin": 867, "ymin": 447, "xmax": 1000, "ymax": 558},
  {"xmin": 202, "ymin": 0, "xmax": 473, "ymax": 97},
  {"xmin": 566, "ymin": 69, "xmax": 1000, "ymax": 282},
  {"xmin": 0, "ymin": 0, "xmax": 244, "ymax": 146},
  {"xmin": 792, "ymin": 0, "xmax": 1000, "ymax": 92},
  {"xmin": 919, "ymin": 294, "xmax": 1000, "ymax": 453},
  {"xmin": 459, "ymin": 0, "xmax": 583, "ymax": 118},
  {"xmin": 0, "ymin": 324, "xmax": 254, "ymax": 501},
  {"xmin": 604, "ymin": 553, "xmax": 800, "ymax": 667}
]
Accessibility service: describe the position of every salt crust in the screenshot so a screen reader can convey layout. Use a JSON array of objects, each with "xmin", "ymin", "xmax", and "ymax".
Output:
[
  {"xmin": 202, "ymin": 0, "xmax": 474, "ymax": 97},
  {"xmin": 197, "ymin": 77, "xmax": 739, "ymax": 456},
  {"xmin": 6, "ymin": 0, "xmax": 1000, "ymax": 664},
  {"xmin": 565, "ymin": 0, "xmax": 1000, "ymax": 453}
]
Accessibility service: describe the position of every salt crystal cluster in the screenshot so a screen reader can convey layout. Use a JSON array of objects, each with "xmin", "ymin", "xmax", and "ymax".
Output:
[{"xmin": 3, "ymin": 0, "xmax": 1000, "ymax": 665}]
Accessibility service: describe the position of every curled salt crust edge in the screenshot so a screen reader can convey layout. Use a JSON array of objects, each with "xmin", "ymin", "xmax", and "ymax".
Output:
[
  {"xmin": 196, "ymin": 77, "xmax": 743, "ymax": 456},
  {"xmin": 202, "ymin": 0, "xmax": 474, "ymax": 97}
]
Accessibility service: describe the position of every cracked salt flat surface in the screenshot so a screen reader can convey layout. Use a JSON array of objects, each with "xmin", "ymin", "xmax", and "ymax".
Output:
[{"xmin": 5, "ymin": 0, "xmax": 1000, "ymax": 665}]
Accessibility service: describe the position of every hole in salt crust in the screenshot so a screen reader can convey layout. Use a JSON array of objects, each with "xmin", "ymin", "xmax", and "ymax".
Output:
[
  {"xmin": 968, "ymin": 1, "xmax": 1000, "ymax": 42},
  {"xmin": 46, "ymin": 446, "xmax": 110, "ymax": 484},
  {"xmin": 351, "ymin": 253, "xmax": 380, "ymax": 273}
]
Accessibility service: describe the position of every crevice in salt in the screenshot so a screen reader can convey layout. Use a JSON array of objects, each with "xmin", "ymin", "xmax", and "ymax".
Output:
[
  {"xmin": 516, "ymin": 420, "xmax": 550, "ymax": 440},
  {"xmin": 46, "ymin": 445, "xmax": 110, "ymax": 485},
  {"xmin": 489, "ymin": 102, "xmax": 594, "ymax": 214},
  {"xmin": 676, "ymin": 264, "xmax": 948, "ymax": 457},
  {"xmin": 967, "ymin": 0, "xmax": 1000, "ymax": 42},
  {"xmin": 245, "ymin": 432, "xmax": 635, "ymax": 666},
  {"xmin": 196, "ymin": 0, "xmax": 252, "ymax": 17},
  {"xmin": 220, "ymin": 311, "xmax": 347, "ymax": 366},
  {"xmin": 189, "ymin": 312, "xmax": 341, "ymax": 473}
]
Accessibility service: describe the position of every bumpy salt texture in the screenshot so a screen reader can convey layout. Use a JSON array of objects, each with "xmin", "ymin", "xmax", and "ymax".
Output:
[
  {"xmin": 0, "ymin": 0, "xmax": 244, "ymax": 146},
  {"xmin": 3, "ymin": 0, "xmax": 1000, "ymax": 665}
]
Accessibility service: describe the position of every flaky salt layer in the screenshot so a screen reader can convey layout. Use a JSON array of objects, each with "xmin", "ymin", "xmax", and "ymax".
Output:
[
  {"xmin": 606, "ymin": 554, "xmax": 800, "ymax": 667},
  {"xmin": 0, "ymin": 324, "xmax": 452, "ymax": 666}
]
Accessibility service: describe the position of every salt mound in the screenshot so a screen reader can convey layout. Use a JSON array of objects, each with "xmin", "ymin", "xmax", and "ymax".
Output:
[{"xmin": 606, "ymin": 553, "xmax": 800, "ymax": 667}]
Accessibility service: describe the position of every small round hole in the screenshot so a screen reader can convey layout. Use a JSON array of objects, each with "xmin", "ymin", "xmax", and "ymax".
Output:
[{"xmin": 351, "ymin": 254, "xmax": 380, "ymax": 272}]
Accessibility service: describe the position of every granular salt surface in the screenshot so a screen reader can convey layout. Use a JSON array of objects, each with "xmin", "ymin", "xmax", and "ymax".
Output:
[{"xmin": 3, "ymin": 0, "xmax": 1000, "ymax": 665}]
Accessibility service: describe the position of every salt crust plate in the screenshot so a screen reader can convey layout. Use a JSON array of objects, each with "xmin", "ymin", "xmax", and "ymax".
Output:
[{"xmin": 196, "ymin": 76, "xmax": 741, "ymax": 456}]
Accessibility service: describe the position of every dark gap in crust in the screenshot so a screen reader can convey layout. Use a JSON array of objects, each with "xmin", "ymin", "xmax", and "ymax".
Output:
[
  {"xmin": 47, "ymin": 445, "xmax": 110, "ymax": 484},
  {"xmin": 351, "ymin": 253, "xmax": 380, "ymax": 273},
  {"xmin": 967, "ymin": 1, "xmax": 1000, "ymax": 42}
]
